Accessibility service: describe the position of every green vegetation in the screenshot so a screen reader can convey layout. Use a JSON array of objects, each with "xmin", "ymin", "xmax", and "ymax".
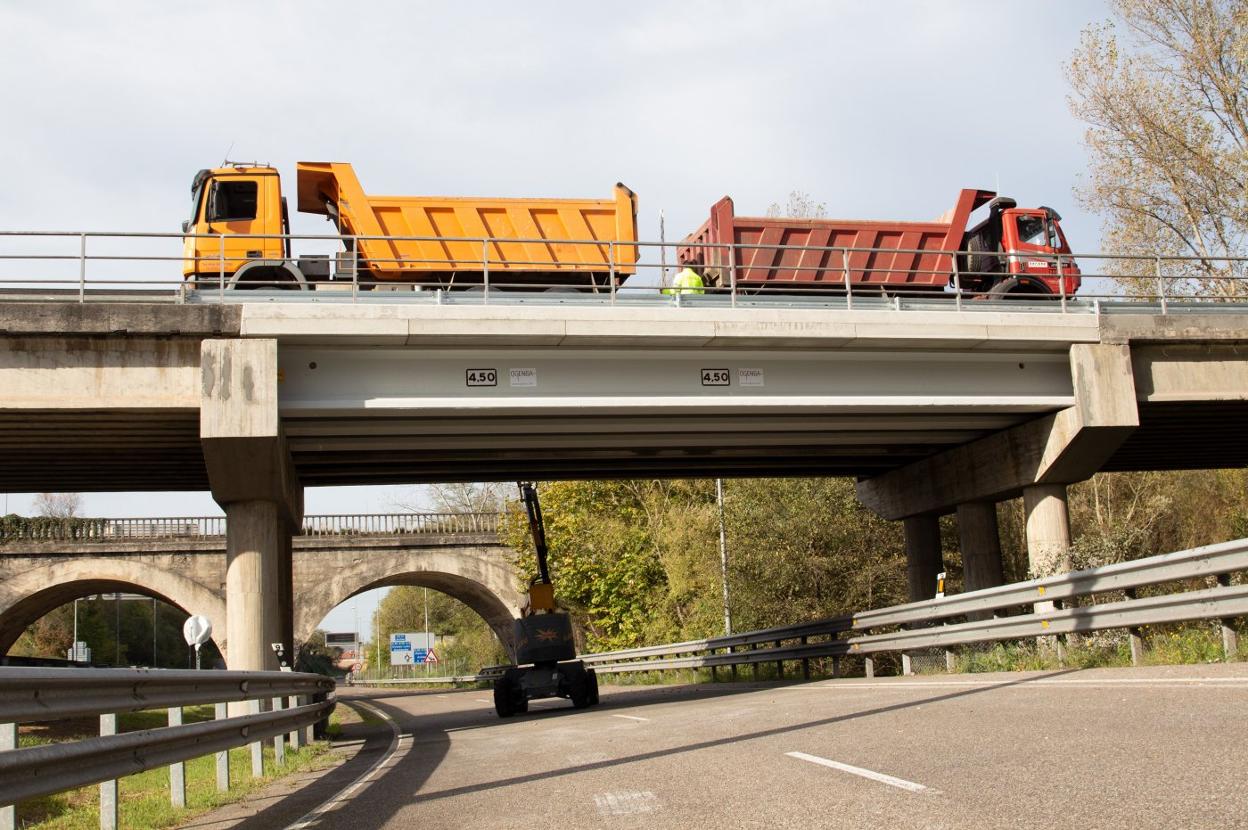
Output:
[{"xmin": 15, "ymin": 713, "xmax": 333, "ymax": 829}]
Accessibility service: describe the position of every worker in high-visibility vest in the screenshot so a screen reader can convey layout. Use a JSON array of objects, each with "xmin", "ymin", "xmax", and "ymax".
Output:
[{"xmin": 662, "ymin": 266, "xmax": 706, "ymax": 295}]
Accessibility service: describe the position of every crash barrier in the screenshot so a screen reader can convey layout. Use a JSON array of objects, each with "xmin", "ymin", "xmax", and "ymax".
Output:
[
  {"xmin": 579, "ymin": 538, "xmax": 1246, "ymax": 678},
  {"xmin": 0, "ymin": 668, "xmax": 335, "ymax": 828},
  {"xmin": 353, "ymin": 540, "xmax": 1245, "ymax": 690}
]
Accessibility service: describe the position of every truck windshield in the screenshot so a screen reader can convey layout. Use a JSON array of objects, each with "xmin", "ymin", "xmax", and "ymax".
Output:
[
  {"xmin": 190, "ymin": 181, "xmax": 204, "ymax": 226},
  {"xmin": 1015, "ymin": 214, "xmax": 1047, "ymax": 247}
]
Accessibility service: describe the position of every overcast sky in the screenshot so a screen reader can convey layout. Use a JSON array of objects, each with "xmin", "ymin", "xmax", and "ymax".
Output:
[{"xmin": 0, "ymin": 0, "xmax": 1114, "ymax": 636}]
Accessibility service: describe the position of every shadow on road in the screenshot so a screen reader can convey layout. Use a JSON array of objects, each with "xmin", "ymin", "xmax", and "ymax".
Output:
[{"xmin": 315, "ymin": 671, "xmax": 1076, "ymax": 828}]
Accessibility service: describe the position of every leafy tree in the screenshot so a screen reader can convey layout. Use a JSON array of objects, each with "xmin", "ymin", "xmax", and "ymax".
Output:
[
  {"xmin": 1067, "ymin": 0, "xmax": 1247, "ymax": 294},
  {"xmin": 766, "ymin": 191, "xmax": 827, "ymax": 220},
  {"xmin": 33, "ymin": 492, "xmax": 82, "ymax": 518},
  {"xmin": 373, "ymin": 586, "xmax": 508, "ymax": 671}
]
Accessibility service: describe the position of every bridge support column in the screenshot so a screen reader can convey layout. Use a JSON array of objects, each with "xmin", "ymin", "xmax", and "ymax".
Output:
[
  {"xmin": 957, "ymin": 502, "xmax": 1004, "ymax": 621},
  {"xmin": 1024, "ymin": 483, "xmax": 1071, "ymax": 659},
  {"xmin": 903, "ymin": 515, "xmax": 942, "ymax": 603},
  {"xmin": 201, "ymin": 339, "xmax": 302, "ymax": 674}
]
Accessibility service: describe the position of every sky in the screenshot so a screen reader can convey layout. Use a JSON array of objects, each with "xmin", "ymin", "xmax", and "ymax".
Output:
[{"xmin": 0, "ymin": 0, "xmax": 1114, "ymax": 638}]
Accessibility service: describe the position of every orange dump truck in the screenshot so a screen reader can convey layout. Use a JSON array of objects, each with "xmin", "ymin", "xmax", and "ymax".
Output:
[{"xmin": 182, "ymin": 161, "xmax": 638, "ymax": 290}]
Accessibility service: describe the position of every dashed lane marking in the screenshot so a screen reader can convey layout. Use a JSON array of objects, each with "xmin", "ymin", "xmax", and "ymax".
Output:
[
  {"xmin": 778, "ymin": 677, "xmax": 1248, "ymax": 690},
  {"xmin": 594, "ymin": 790, "xmax": 660, "ymax": 816},
  {"xmin": 610, "ymin": 714, "xmax": 650, "ymax": 722},
  {"xmin": 786, "ymin": 751, "xmax": 936, "ymax": 793}
]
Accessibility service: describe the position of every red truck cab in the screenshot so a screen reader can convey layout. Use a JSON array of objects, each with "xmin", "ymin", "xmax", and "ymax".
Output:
[{"xmin": 960, "ymin": 197, "xmax": 1080, "ymax": 297}]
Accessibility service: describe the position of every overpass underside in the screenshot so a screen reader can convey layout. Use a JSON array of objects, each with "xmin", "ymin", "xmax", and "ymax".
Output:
[{"xmin": 3, "ymin": 302, "xmax": 1248, "ymax": 667}]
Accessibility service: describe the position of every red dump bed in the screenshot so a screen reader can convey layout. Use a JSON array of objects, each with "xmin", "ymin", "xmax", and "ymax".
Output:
[{"xmin": 678, "ymin": 190, "xmax": 992, "ymax": 293}]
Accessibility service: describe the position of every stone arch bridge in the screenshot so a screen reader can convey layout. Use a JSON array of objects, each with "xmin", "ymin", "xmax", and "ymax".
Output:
[{"xmin": 0, "ymin": 514, "xmax": 523, "ymax": 663}]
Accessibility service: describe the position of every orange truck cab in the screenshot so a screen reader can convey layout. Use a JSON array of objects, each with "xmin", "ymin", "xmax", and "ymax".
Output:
[{"xmin": 958, "ymin": 193, "xmax": 1080, "ymax": 298}]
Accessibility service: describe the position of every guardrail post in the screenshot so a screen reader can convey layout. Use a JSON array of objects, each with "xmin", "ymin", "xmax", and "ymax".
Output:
[
  {"xmin": 832, "ymin": 656, "xmax": 841, "ymax": 679},
  {"xmin": 99, "ymin": 713, "xmax": 118, "ymax": 830},
  {"xmin": 0, "ymin": 722, "xmax": 14, "ymax": 830},
  {"xmin": 901, "ymin": 653, "xmax": 913, "ymax": 676},
  {"xmin": 288, "ymin": 695, "xmax": 303, "ymax": 749},
  {"xmin": 168, "ymin": 707, "xmax": 186, "ymax": 808},
  {"xmin": 775, "ymin": 641, "xmax": 783, "ymax": 679},
  {"xmin": 1123, "ymin": 588, "xmax": 1145, "ymax": 665},
  {"xmin": 303, "ymin": 695, "xmax": 315, "ymax": 746},
  {"xmin": 750, "ymin": 643, "xmax": 759, "ymax": 680},
  {"xmin": 945, "ymin": 649, "xmax": 956, "ymax": 673},
  {"xmin": 800, "ymin": 636, "xmax": 810, "ymax": 680},
  {"xmin": 1217, "ymin": 574, "xmax": 1240, "ymax": 660},
  {"xmin": 864, "ymin": 657, "xmax": 874, "ymax": 678},
  {"xmin": 272, "ymin": 697, "xmax": 286, "ymax": 766},
  {"xmin": 215, "ymin": 702, "xmax": 230, "ymax": 792},
  {"xmin": 249, "ymin": 699, "xmax": 264, "ymax": 778}
]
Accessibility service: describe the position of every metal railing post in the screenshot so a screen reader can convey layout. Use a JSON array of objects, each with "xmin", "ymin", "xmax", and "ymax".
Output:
[
  {"xmin": 482, "ymin": 239, "xmax": 490, "ymax": 304},
  {"xmin": 78, "ymin": 233, "xmax": 87, "ymax": 303},
  {"xmin": 218, "ymin": 234, "xmax": 226, "ymax": 303},
  {"xmin": 1057, "ymin": 253, "xmax": 1067, "ymax": 312},
  {"xmin": 0, "ymin": 722, "xmax": 14, "ymax": 830},
  {"xmin": 729, "ymin": 243, "xmax": 738, "ymax": 307},
  {"xmin": 169, "ymin": 707, "xmax": 186, "ymax": 807},
  {"xmin": 352, "ymin": 237, "xmax": 359, "ymax": 303},
  {"xmin": 1217, "ymin": 573, "xmax": 1240, "ymax": 660},
  {"xmin": 609, "ymin": 241, "xmax": 616, "ymax": 305},
  {"xmin": 215, "ymin": 702, "xmax": 230, "ymax": 792},
  {"xmin": 842, "ymin": 247, "xmax": 853, "ymax": 310},
  {"xmin": 99, "ymin": 713, "xmax": 118, "ymax": 830},
  {"xmin": 951, "ymin": 251, "xmax": 963, "ymax": 311},
  {"xmin": 1156, "ymin": 255, "xmax": 1168, "ymax": 314}
]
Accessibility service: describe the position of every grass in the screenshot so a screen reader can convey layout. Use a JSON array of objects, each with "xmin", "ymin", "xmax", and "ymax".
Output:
[{"xmin": 15, "ymin": 709, "xmax": 336, "ymax": 829}]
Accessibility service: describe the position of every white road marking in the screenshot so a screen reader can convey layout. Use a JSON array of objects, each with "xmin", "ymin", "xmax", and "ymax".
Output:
[
  {"xmin": 436, "ymin": 694, "xmax": 448, "ymax": 698},
  {"xmin": 610, "ymin": 714, "xmax": 650, "ymax": 722},
  {"xmin": 475, "ymin": 698, "xmax": 490, "ymax": 703},
  {"xmin": 286, "ymin": 699, "xmax": 410, "ymax": 829},
  {"xmin": 594, "ymin": 790, "xmax": 660, "ymax": 816},
  {"xmin": 786, "ymin": 751, "xmax": 935, "ymax": 793}
]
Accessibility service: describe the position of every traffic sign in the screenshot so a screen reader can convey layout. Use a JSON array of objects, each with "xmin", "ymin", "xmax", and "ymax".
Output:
[
  {"xmin": 426, "ymin": 648, "xmax": 439, "ymax": 665},
  {"xmin": 182, "ymin": 615, "xmax": 212, "ymax": 647}
]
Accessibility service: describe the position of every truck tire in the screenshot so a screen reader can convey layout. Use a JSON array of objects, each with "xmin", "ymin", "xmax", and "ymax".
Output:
[
  {"xmin": 493, "ymin": 678, "xmax": 515, "ymax": 717},
  {"xmin": 963, "ymin": 235, "xmax": 1001, "ymax": 283},
  {"xmin": 568, "ymin": 667, "xmax": 592, "ymax": 709},
  {"xmin": 587, "ymin": 669, "xmax": 600, "ymax": 706},
  {"xmin": 987, "ymin": 277, "xmax": 1055, "ymax": 299}
]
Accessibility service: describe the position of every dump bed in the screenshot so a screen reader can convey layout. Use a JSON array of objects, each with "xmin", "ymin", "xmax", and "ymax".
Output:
[
  {"xmin": 297, "ymin": 162, "xmax": 637, "ymax": 287},
  {"xmin": 678, "ymin": 191, "xmax": 990, "ymax": 293}
]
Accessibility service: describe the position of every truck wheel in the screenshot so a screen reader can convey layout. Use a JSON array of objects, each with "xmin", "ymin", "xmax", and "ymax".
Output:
[
  {"xmin": 569, "ymin": 670, "xmax": 592, "ymax": 709},
  {"xmin": 493, "ymin": 678, "xmax": 515, "ymax": 718},
  {"xmin": 964, "ymin": 235, "xmax": 1001, "ymax": 283},
  {"xmin": 587, "ymin": 669, "xmax": 600, "ymax": 706},
  {"xmin": 987, "ymin": 277, "xmax": 1054, "ymax": 299}
]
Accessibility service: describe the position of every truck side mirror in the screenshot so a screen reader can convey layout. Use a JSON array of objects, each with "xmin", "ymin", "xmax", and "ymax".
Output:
[{"xmin": 181, "ymin": 220, "xmax": 191, "ymax": 233}]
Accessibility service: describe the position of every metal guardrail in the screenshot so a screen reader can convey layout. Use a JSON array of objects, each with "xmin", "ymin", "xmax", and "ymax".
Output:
[
  {"xmin": 2, "ymin": 229, "xmax": 1247, "ymax": 310},
  {"xmin": 574, "ymin": 539, "xmax": 1247, "ymax": 677},
  {"xmin": 0, "ymin": 668, "xmax": 335, "ymax": 823},
  {"xmin": 0, "ymin": 512, "xmax": 502, "ymax": 543}
]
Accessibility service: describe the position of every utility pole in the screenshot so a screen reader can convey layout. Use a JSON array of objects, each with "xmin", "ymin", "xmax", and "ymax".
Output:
[{"xmin": 717, "ymin": 478, "xmax": 732, "ymax": 635}]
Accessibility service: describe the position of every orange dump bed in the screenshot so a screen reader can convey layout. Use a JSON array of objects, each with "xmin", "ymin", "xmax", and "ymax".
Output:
[{"xmin": 296, "ymin": 162, "xmax": 638, "ymax": 285}]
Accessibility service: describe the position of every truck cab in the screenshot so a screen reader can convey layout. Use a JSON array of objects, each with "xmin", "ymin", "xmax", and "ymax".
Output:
[
  {"xmin": 182, "ymin": 164, "xmax": 295, "ymax": 287},
  {"xmin": 961, "ymin": 197, "xmax": 1080, "ymax": 297}
]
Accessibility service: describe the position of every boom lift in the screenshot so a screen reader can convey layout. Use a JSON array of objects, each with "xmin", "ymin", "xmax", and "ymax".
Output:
[{"xmin": 492, "ymin": 482, "xmax": 599, "ymax": 718}]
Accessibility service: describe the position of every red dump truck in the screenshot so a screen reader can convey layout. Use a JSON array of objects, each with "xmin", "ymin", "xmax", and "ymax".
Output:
[{"xmin": 677, "ymin": 189, "xmax": 1080, "ymax": 298}]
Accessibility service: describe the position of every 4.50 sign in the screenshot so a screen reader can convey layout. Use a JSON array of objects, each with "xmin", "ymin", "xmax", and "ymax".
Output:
[{"xmin": 466, "ymin": 368, "xmax": 498, "ymax": 387}]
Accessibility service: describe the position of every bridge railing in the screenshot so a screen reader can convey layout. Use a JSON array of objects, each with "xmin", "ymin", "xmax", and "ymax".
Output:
[
  {"xmin": 0, "ymin": 512, "xmax": 503, "ymax": 543},
  {"xmin": 2, "ymin": 229, "xmax": 1247, "ymax": 310},
  {"xmin": 0, "ymin": 667, "xmax": 335, "ymax": 826},
  {"xmin": 575, "ymin": 537, "xmax": 1246, "ymax": 678}
]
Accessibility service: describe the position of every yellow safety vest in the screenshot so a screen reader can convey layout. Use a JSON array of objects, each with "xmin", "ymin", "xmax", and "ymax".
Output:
[{"xmin": 662, "ymin": 267, "xmax": 706, "ymax": 295}]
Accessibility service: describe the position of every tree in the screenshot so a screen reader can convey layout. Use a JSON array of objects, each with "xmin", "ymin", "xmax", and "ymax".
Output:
[
  {"xmin": 373, "ymin": 586, "xmax": 508, "ymax": 671},
  {"xmin": 1067, "ymin": 0, "xmax": 1247, "ymax": 295},
  {"xmin": 428, "ymin": 482, "xmax": 507, "ymax": 513},
  {"xmin": 33, "ymin": 492, "xmax": 81, "ymax": 518},
  {"xmin": 766, "ymin": 191, "xmax": 827, "ymax": 220}
]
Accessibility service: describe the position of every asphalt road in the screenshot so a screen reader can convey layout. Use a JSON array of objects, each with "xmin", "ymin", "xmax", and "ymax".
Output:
[{"xmin": 212, "ymin": 663, "xmax": 1248, "ymax": 830}]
